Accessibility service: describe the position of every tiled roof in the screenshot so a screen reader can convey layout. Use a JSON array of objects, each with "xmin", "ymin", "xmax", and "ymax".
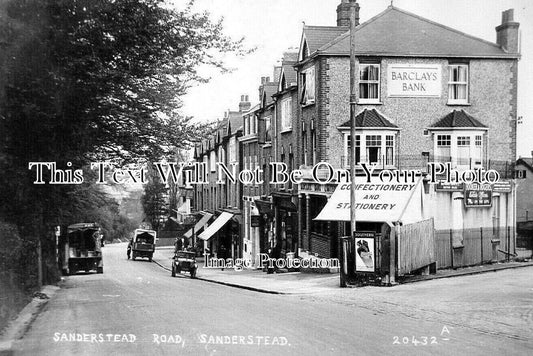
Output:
[
  {"xmin": 302, "ymin": 26, "xmax": 348, "ymax": 55},
  {"xmin": 278, "ymin": 63, "xmax": 297, "ymax": 90},
  {"xmin": 431, "ymin": 110, "xmax": 487, "ymax": 128},
  {"xmin": 316, "ymin": 7, "xmax": 516, "ymax": 58},
  {"xmin": 338, "ymin": 108, "xmax": 399, "ymax": 129},
  {"xmin": 517, "ymin": 158, "xmax": 533, "ymax": 171},
  {"xmin": 227, "ymin": 111, "xmax": 243, "ymax": 136},
  {"xmin": 261, "ymin": 82, "xmax": 278, "ymax": 107}
]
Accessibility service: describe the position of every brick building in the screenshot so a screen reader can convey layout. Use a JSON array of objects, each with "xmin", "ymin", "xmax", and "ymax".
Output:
[
  {"xmin": 192, "ymin": 1, "xmax": 521, "ymax": 273},
  {"xmin": 192, "ymin": 96, "xmax": 250, "ymax": 258},
  {"xmin": 294, "ymin": 2, "xmax": 519, "ymax": 264}
]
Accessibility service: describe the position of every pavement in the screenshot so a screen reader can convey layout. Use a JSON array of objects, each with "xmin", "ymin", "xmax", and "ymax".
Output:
[
  {"xmin": 0, "ymin": 285, "xmax": 59, "ymax": 356},
  {"xmin": 151, "ymin": 246, "xmax": 533, "ymax": 295},
  {"xmin": 151, "ymin": 247, "xmax": 340, "ymax": 294},
  {"xmin": 10, "ymin": 243, "xmax": 533, "ymax": 355}
]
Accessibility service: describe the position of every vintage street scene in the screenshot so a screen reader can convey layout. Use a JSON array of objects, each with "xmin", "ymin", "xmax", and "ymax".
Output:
[{"xmin": 0, "ymin": 1, "xmax": 532, "ymax": 355}]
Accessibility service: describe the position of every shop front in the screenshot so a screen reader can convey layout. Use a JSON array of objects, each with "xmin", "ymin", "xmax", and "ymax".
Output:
[
  {"xmin": 314, "ymin": 176, "xmax": 428, "ymax": 283},
  {"xmin": 271, "ymin": 192, "xmax": 298, "ymax": 259},
  {"xmin": 197, "ymin": 209, "xmax": 241, "ymax": 259}
]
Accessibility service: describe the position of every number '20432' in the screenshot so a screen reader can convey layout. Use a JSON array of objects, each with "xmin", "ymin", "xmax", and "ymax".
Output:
[{"xmin": 392, "ymin": 336, "xmax": 438, "ymax": 345}]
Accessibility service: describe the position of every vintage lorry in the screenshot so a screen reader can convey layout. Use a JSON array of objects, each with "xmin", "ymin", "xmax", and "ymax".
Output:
[
  {"xmin": 59, "ymin": 223, "xmax": 103, "ymax": 275},
  {"xmin": 128, "ymin": 229, "xmax": 157, "ymax": 261}
]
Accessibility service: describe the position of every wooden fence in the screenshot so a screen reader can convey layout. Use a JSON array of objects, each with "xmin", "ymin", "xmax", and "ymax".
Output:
[
  {"xmin": 397, "ymin": 218, "xmax": 436, "ymax": 276},
  {"xmin": 435, "ymin": 226, "xmax": 515, "ymax": 269}
]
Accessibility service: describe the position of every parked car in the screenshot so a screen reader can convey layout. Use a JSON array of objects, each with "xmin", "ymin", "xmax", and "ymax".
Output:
[{"xmin": 171, "ymin": 250, "xmax": 198, "ymax": 278}]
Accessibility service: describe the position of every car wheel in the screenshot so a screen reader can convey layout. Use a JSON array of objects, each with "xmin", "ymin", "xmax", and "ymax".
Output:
[
  {"xmin": 190, "ymin": 269, "xmax": 196, "ymax": 279},
  {"xmin": 97, "ymin": 267, "xmax": 103, "ymax": 274},
  {"xmin": 176, "ymin": 266, "xmax": 181, "ymax": 274}
]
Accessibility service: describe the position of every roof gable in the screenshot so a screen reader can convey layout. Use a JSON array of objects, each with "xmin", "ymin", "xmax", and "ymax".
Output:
[
  {"xmin": 260, "ymin": 82, "xmax": 278, "ymax": 108},
  {"xmin": 226, "ymin": 111, "xmax": 243, "ymax": 136},
  {"xmin": 298, "ymin": 25, "xmax": 348, "ymax": 61},
  {"xmin": 517, "ymin": 158, "xmax": 533, "ymax": 172},
  {"xmin": 338, "ymin": 108, "xmax": 399, "ymax": 129},
  {"xmin": 318, "ymin": 6, "xmax": 515, "ymax": 58},
  {"xmin": 431, "ymin": 110, "xmax": 487, "ymax": 129}
]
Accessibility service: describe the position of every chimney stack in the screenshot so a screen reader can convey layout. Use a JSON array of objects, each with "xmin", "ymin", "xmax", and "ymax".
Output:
[
  {"xmin": 239, "ymin": 94, "xmax": 251, "ymax": 112},
  {"xmin": 496, "ymin": 9, "xmax": 520, "ymax": 53},
  {"xmin": 273, "ymin": 66, "xmax": 282, "ymax": 83},
  {"xmin": 337, "ymin": 0, "xmax": 359, "ymax": 27}
]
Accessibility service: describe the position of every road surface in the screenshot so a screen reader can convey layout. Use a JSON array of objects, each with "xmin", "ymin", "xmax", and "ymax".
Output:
[{"xmin": 13, "ymin": 243, "xmax": 533, "ymax": 355}]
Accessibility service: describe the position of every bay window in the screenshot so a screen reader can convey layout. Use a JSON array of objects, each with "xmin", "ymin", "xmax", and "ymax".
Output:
[
  {"xmin": 432, "ymin": 131, "xmax": 486, "ymax": 169},
  {"xmin": 343, "ymin": 131, "xmax": 397, "ymax": 168}
]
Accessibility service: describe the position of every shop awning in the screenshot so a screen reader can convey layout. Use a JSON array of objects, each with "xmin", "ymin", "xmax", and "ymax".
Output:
[
  {"xmin": 198, "ymin": 212, "xmax": 234, "ymax": 241},
  {"xmin": 255, "ymin": 199, "xmax": 273, "ymax": 216},
  {"xmin": 184, "ymin": 212, "xmax": 213, "ymax": 238},
  {"xmin": 314, "ymin": 176, "xmax": 423, "ymax": 224}
]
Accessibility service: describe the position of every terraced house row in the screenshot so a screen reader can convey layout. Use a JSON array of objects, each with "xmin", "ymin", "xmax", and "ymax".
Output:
[{"xmin": 188, "ymin": 1, "xmax": 520, "ymax": 274}]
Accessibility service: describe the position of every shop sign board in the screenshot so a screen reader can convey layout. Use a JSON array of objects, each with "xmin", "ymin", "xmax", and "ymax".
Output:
[
  {"xmin": 387, "ymin": 64, "xmax": 442, "ymax": 98},
  {"xmin": 354, "ymin": 231, "xmax": 376, "ymax": 273},
  {"xmin": 492, "ymin": 180, "xmax": 512, "ymax": 193},
  {"xmin": 464, "ymin": 183, "xmax": 492, "ymax": 208},
  {"xmin": 250, "ymin": 215, "xmax": 261, "ymax": 227},
  {"xmin": 435, "ymin": 181, "xmax": 464, "ymax": 191}
]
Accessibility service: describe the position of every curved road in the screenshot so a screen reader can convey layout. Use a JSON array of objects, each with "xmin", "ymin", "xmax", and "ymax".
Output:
[{"xmin": 13, "ymin": 243, "xmax": 532, "ymax": 355}]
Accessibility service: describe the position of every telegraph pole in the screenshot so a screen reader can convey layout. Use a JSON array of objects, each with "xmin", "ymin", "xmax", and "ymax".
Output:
[{"xmin": 349, "ymin": 1, "xmax": 358, "ymax": 236}]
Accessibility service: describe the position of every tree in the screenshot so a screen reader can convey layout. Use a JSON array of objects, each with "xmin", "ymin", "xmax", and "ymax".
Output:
[{"xmin": 0, "ymin": 0, "xmax": 248, "ymax": 286}]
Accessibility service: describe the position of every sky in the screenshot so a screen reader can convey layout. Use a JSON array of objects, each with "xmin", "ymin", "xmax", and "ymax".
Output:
[{"xmin": 172, "ymin": 0, "xmax": 533, "ymax": 158}]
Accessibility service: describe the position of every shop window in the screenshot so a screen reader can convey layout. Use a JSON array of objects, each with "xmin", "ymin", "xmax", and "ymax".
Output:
[
  {"xmin": 359, "ymin": 64, "xmax": 380, "ymax": 103},
  {"xmin": 448, "ymin": 64, "xmax": 469, "ymax": 104}
]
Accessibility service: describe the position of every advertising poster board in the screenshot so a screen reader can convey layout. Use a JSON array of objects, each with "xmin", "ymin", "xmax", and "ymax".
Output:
[{"xmin": 354, "ymin": 231, "xmax": 376, "ymax": 273}]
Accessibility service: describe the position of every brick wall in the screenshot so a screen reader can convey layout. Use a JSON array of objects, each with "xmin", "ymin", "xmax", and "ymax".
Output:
[
  {"xmin": 324, "ymin": 57, "xmax": 517, "ymax": 164},
  {"xmin": 310, "ymin": 233, "xmax": 331, "ymax": 258}
]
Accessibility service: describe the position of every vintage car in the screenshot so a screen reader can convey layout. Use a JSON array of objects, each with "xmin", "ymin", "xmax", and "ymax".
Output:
[
  {"xmin": 59, "ymin": 223, "xmax": 103, "ymax": 275},
  {"xmin": 129, "ymin": 229, "xmax": 157, "ymax": 261},
  {"xmin": 171, "ymin": 250, "xmax": 198, "ymax": 278}
]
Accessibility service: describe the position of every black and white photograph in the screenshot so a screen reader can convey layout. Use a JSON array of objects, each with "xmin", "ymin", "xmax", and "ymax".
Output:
[{"xmin": 0, "ymin": 0, "xmax": 532, "ymax": 355}]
